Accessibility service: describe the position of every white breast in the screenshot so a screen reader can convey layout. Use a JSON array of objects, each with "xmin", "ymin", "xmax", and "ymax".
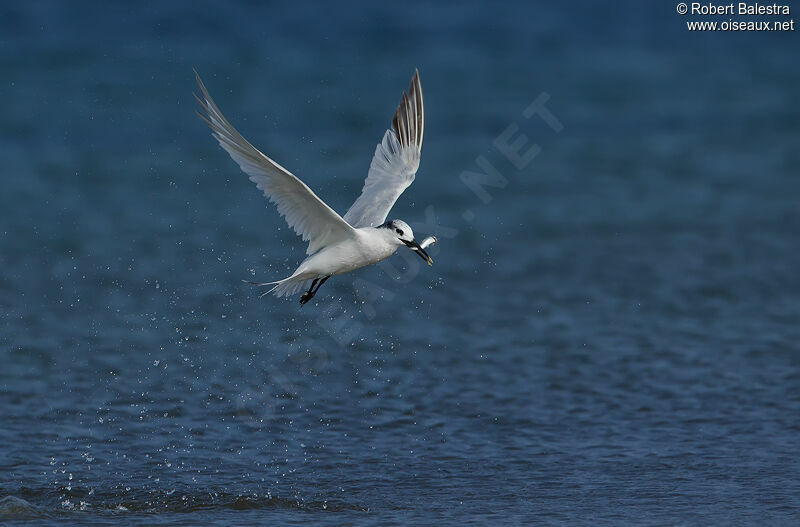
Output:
[{"xmin": 296, "ymin": 228, "xmax": 399, "ymax": 277}]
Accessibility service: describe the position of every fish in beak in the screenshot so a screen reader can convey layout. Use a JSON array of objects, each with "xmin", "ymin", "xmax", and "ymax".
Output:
[{"xmin": 404, "ymin": 239, "xmax": 434, "ymax": 265}]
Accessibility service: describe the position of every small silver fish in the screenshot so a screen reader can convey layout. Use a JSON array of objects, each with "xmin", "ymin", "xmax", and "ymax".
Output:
[{"xmin": 420, "ymin": 236, "xmax": 438, "ymax": 249}]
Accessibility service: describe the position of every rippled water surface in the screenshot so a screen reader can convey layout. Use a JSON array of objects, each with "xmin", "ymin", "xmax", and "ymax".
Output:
[{"xmin": 1, "ymin": 2, "xmax": 799, "ymax": 525}]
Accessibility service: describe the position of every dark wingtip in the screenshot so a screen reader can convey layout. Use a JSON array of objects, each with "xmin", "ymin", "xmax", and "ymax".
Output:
[{"xmin": 391, "ymin": 69, "xmax": 424, "ymax": 149}]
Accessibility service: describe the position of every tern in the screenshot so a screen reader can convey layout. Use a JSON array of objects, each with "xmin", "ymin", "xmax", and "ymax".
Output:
[{"xmin": 195, "ymin": 70, "xmax": 434, "ymax": 305}]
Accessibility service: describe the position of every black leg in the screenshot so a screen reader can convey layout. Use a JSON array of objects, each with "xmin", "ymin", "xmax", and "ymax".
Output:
[
  {"xmin": 299, "ymin": 276, "xmax": 331, "ymax": 306},
  {"xmin": 312, "ymin": 276, "xmax": 330, "ymax": 294},
  {"xmin": 299, "ymin": 278, "xmax": 319, "ymax": 305}
]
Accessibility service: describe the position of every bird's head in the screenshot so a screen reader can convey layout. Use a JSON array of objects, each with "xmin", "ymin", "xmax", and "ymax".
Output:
[{"xmin": 380, "ymin": 219, "xmax": 433, "ymax": 265}]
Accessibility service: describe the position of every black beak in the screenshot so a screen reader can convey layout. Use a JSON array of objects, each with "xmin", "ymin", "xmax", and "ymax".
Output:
[{"xmin": 404, "ymin": 239, "xmax": 433, "ymax": 266}]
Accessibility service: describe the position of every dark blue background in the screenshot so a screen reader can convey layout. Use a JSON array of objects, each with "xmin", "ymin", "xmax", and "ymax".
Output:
[{"xmin": 1, "ymin": 1, "xmax": 798, "ymax": 524}]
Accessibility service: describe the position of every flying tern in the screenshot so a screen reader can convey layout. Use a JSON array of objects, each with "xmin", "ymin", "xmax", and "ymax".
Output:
[{"xmin": 195, "ymin": 70, "xmax": 434, "ymax": 305}]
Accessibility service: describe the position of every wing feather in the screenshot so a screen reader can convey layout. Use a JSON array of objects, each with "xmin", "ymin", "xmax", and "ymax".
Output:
[
  {"xmin": 343, "ymin": 70, "xmax": 424, "ymax": 228},
  {"xmin": 195, "ymin": 71, "xmax": 356, "ymax": 255}
]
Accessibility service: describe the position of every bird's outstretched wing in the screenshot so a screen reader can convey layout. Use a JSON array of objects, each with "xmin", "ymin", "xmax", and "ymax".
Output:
[
  {"xmin": 195, "ymin": 72, "xmax": 357, "ymax": 255},
  {"xmin": 343, "ymin": 70, "xmax": 424, "ymax": 228}
]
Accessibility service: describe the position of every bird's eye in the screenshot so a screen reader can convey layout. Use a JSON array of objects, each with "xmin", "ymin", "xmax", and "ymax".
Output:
[{"xmin": 396, "ymin": 228, "xmax": 404, "ymax": 236}]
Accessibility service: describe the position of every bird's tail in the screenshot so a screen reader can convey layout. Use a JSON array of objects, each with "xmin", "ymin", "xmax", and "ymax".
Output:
[{"xmin": 243, "ymin": 277, "xmax": 313, "ymax": 298}]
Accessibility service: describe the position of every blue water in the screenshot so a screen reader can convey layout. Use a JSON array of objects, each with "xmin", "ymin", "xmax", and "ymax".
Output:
[{"xmin": 1, "ymin": 1, "xmax": 799, "ymax": 524}]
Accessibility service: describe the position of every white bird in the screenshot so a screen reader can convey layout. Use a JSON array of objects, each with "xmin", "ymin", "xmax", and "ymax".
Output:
[{"xmin": 195, "ymin": 69, "xmax": 434, "ymax": 305}]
